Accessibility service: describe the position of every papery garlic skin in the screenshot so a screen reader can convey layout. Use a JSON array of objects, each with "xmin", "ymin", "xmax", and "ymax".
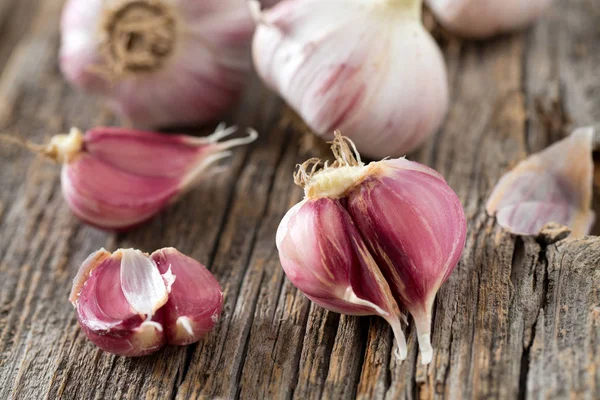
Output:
[
  {"xmin": 52, "ymin": 125, "xmax": 256, "ymax": 230},
  {"xmin": 278, "ymin": 133, "xmax": 466, "ymax": 364},
  {"xmin": 70, "ymin": 248, "xmax": 223, "ymax": 356},
  {"xmin": 425, "ymin": 0, "xmax": 552, "ymax": 38},
  {"xmin": 60, "ymin": 0, "xmax": 254, "ymax": 127},
  {"xmin": 486, "ymin": 127, "xmax": 595, "ymax": 237},
  {"xmin": 252, "ymin": 0, "xmax": 448, "ymax": 158}
]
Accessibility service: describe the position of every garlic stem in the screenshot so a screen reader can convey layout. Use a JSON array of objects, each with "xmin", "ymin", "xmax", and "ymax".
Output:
[
  {"xmin": 414, "ymin": 309, "xmax": 434, "ymax": 364},
  {"xmin": 380, "ymin": 0, "xmax": 422, "ymax": 19}
]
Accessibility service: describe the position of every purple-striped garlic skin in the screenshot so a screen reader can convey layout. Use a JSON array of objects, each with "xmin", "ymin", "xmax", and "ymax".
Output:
[
  {"xmin": 346, "ymin": 159, "xmax": 467, "ymax": 364},
  {"xmin": 277, "ymin": 197, "xmax": 408, "ymax": 358},
  {"xmin": 425, "ymin": 0, "xmax": 552, "ymax": 39},
  {"xmin": 70, "ymin": 248, "xmax": 223, "ymax": 356},
  {"xmin": 251, "ymin": 0, "xmax": 448, "ymax": 159},
  {"xmin": 51, "ymin": 125, "xmax": 256, "ymax": 231},
  {"xmin": 60, "ymin": 0, "xmax": 255, "ymax": 128},
  {"xmin": 276, "ymin": 133, "xmax": 466, "ymax": 364},
  {"xmin": 486, "ymin": 126, "xmax": 595, "ymax": 237}
]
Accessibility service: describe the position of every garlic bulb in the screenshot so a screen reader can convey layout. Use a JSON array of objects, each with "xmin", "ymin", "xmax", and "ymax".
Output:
[
  {"xmin": 60, "ymin": 0, "xmax": 255, "ymax": 127},
  {"xmin": 425, "ymin": 0, "xmax": 552, "ymax": 38},
  {"xmin": 70, "ymin": 247, "xmax": 223, "ymax": 356},
  {"xmin": 277, "ymin": 132, "xmax": 466, "ymax": 363},
  {"xmin": 251, "ymin": 0, "xmax": 448, "ymax": 159}
]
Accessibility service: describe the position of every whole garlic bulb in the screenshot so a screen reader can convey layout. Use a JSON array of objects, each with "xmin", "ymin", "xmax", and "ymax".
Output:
[
  {"xmin": 425, "ymin": 0, "xmax": 552, "ymax": 38},
  {"xmin": 60, "ymin": 0, "xmax": 255, "ymax": 127},
  {"xmin": 251, "ymin": 0, "xmax": 448, "ymax": 159}
]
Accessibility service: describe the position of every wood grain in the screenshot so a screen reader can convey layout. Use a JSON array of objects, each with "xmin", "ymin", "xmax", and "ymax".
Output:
[{"xmin": 0, "ymin": 0, "xmax": 598, "ymax": 399}]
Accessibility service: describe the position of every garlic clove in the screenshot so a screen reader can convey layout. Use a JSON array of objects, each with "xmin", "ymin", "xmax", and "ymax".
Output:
[
  {"xmin": 486, "ymin": 127, "xmax": 595, "ymax": 237},
  {"xmin": 276, "ymin": 197, "xmax": 408, "ymax": 359},
  {"xmin": 252, "ymin": 0, "xmax": 449, "ymax": 159},
  {"xmin": 150, "ymin": 248, "xmax": 224, "ymax": 345},
  {"xmin": 346, "ymin": 160, "xmax": 467, "ymax": 365},
  {"xmin": 72, "ymin": 249, "xmax": 167, "ymax": 356},
  {"xmin": 56, "ymin": 125, "xmax": 256, "ymax": 230},
  {"xmin": 425, "ymin": 0, "xmax": 552, "ymax": 39},
  {"xmin": 61, "ymin": 154, "xmax": 180, "ymax": 230}
]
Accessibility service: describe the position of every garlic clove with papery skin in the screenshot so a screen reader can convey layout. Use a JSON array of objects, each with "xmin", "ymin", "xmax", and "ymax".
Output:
[
  {"xmin": 251, "ymin": 0, "xmax": 449, "ymax": 159},
  {"xmin": 277, "ymin": 197, "xmax": 409, "ymax": 359},
  {"xmin": 40, "ymin": 125, "xmax": 257, "ymax": 231},
  {"xmin": 70, "ymin": 248, "xmax": 223, "ymax": 356},
  {"xmin": 345, "ymin": 158, "xmax": 467, "ymax": 364},
  {"xmin": 486, "ymin": 127, "xmax": 595, "ymax": 237},
  {"xmin": 60, "ymin": 0, "xmax": 255, "ymax": 127},
  {"xmin": 278, "ymin": 132, "xmax": 466, "ymax": 364},
  {"xmin": 151, "ymin": 248, "xmax": 223, "ymax": 345},
  {"xmin": 425, "ymin": 0, "xmax": 552, "ymax": 39}
]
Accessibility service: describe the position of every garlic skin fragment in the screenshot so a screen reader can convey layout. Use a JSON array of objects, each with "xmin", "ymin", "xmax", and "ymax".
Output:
[
  {"xmin": 277, "ymin": 197, "xmax": 409, "ymax": 359},
  {"xmin": 60, "ymin": 0, "xmax": 254, "ymax": 127},
  {"xmin": 53, "ymin": 125, "xmax": 256, "ymax": 230},
  {"xmin": 425, "ymin": 0, "xmax": 552, "ymax": 38},
  {"xmin": 70, "ymin": 248, "xmax": 223, "ymax": 356},
  {"xmin": 277, "ymin": 132, "xmax": 466, "ymax": 364},
  {"xmin": 251, "ymin": 0, "xmax": 448, "ymax": 159},
  {"xmin": 486, "ymin": 127, "xmax": 595, "ymax": 238}
]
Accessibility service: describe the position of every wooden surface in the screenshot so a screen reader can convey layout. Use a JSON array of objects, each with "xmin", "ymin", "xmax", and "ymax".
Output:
[{"xmin": 0, "ymin": 1, "xmax": 599, "ymax": 399}]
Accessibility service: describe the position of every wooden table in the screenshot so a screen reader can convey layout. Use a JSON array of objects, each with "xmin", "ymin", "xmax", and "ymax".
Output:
[{"xmin": 1, "ymin": 1, "xmax": 598, "ymax": 399}]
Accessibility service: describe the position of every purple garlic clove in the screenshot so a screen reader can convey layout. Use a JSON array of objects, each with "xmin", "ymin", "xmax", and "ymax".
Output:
[{"xmin": 70, "ymin": 247, "xmax": 223, "ymax": 356}]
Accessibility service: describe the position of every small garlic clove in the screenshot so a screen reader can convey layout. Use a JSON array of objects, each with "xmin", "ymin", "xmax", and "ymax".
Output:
[
  {"xmin": 277, "ymin": 197, "xmax": 408, "ymax": 359},
  {"xmin": 151, "ymin": 248, "xmax": 224, "ymax": 346},
  {"xmin": 73, "ymin": 249, "xmax": 166, "ymax": 356},
  {"xmin": 486, "ymin": 127, "xmax": 595, "ymax": 238},
  {"xmin": 58, "ymin": 125, "xmax": 257, "ymax": 230},
  {"xmin": 346, "ymin": 159, "xmax": 467, "ymax": 365}
]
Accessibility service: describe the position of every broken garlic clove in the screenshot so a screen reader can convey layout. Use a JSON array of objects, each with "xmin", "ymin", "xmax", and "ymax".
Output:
[
  {"xmin": 486, "ymin": 127, "xmax": 595, "ymax": 237},
  {"xmin": 72, "ymin": 249, "xmax": 167, "ymax": 356},
  {"xmin": 151, "ymin": 248, "xmax": 223, "ymax": 345},
  {"xmin": 276, "ymin": 197, "xmax": 408, "ymax": 359}
]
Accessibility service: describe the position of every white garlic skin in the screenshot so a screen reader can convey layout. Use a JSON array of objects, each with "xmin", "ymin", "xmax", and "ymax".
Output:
[
  {"xmin": 426, "ymin": 0, "xmax": 552, "ymax": 38},
  {"xmin": 252, "ymin": 0, "xmax": 448, "ymax": 159}
]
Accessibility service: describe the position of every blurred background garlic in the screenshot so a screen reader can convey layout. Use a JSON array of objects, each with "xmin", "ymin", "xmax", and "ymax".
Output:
[
  {"xmin": 60, "ymin": 0, "xmax": 255, "ymax": 128},
  {"xmin": 251, "ymin": 0, "xmax": 449, "ymax": 159},
  {"xmin": 425, "ymin": 0, "xmax": 552, "ymax": 38}
]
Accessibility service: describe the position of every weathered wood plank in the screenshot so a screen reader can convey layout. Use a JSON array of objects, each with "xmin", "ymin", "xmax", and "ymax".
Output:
[{"xmin": 0, "ymin": 0, "xmax": 598, "ymax": 399}]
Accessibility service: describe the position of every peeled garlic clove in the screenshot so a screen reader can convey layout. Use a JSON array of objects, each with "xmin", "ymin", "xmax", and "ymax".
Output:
[
  {"xmin": 425, "ymin": 0, "xmax": 552, "ymax": 38},
  {"xmin": 151, "ymin": 248, "xmax": 223, "ymax": 345},
  {"xmin": 71, "ymin": 249, "xmax": 168, "ymax": 356},
  {"xmin": 486, "ymin": 127, "xmax": 595, "ymax": 237},
  {"xmin": 251, "ymin": 0, "xmax": 448, "ymax": 158},
  {"xmin": 49, "ymin": 125, "xmax": 256, "ymax": 230},
  {"xmin": 60, "ymin": 0, "xmax": 254, "ymax": 127},
  {"xmin": 71, "ymin": 247, "xmax": 223, "ymax": 356},
  {"xmin": 277, "ymin": 197, "xmax": 409, "ymax": 359},
  {"xmin": 346, "ymin": 158, "xmax": 467, "ymax": 364}
]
